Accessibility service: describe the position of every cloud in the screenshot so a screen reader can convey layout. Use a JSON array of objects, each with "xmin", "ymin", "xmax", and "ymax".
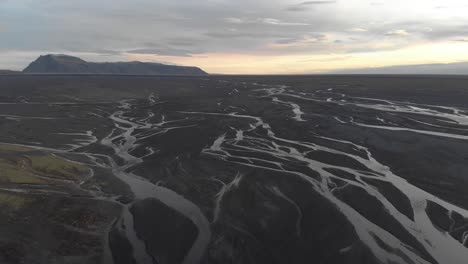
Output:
[
  {"xmin": 420, "ymin": 25, "xmax": 468, "ymax": 40},
  {"xmin": 126, "ymin": 49, "xmax": 193, "ymax": 57},
  {"xmin": 126, "ymin": 43, "xmax": 203, "ymax": 57},
  {"xmin": 287, "ymin": 1, "xmax": 336, "ymax": 11},
  {"xmin": 299, "ymin": 55, "xmax": 352, "ymax": 62},
  {"xmin": 259, "ymin": 18, "xmax": 310, "ymax": 26},
  {"xmin": 276, "ymin": 37, "xmax": 306, "ymax": 45},
  {"xmin": 385, "ymin": 29, "xmax": 410, "ymax": 36},
  {"xmin": 225, "ymin": 17, "xmax": 244, "ymax": 24},
  {"xmin": 1, "ymin": 0, "xmax": 468, "ymax": 73},
  {"xmin": 206, "ymin": 31, "xmax": 284, "ymax": 39},
  {"xmin": 85, "ymin": 49, "xmax": 121, "ymax": 56},
  {"xmin": 349, "ymin": 28, "xmax": 367, "ymax": 32},
  {"xmin": 224, "ymin": 17, "xmax": 309, "ymax": 26},
  {"xmin": 166, "ymin": 37, "xmax": 202, "ymax": 47},
  {"xmin": 370, "ymin": 2, "xmax": 385, "ymax": 6},
  {"xmin": 275, "ymin": 33, "xmax": 327, "ymax": 45},
  {"xmin": 300, "ymin": 0, "xmax": 337, "ymax": 4}
]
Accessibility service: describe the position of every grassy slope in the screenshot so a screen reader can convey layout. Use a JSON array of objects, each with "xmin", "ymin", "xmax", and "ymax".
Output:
[{"xmin": 0, "ymin": 144, "xmax": 88, "ymax": 185}]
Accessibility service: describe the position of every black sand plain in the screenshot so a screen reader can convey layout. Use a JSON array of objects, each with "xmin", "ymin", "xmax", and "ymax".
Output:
[{"xmin": 0, "ymin": 75, "xmax": 468, "ymax": 264}]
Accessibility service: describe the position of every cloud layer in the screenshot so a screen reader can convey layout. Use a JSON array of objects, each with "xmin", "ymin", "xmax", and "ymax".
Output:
[{"xmin": 1, "ymin": 0, "xmax": 468, "ymax": 73}]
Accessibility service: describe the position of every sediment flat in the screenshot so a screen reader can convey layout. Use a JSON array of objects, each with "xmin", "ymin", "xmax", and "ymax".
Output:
[{"xmin": 1, "ymin": 75, "xmax": 468, "ymax": 264}]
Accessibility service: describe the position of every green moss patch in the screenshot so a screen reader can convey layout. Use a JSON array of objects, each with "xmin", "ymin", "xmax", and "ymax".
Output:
[
  {"xmin": 28, "ymin": 154, "xmax": 88, "ymax": 181},
  {"xmin": 0, "ymin": 192, "xmax": 31, "ymax": 210},
  {"xmin": 0, "ymin": 144, "xmax": 89, "ymax": 184}
]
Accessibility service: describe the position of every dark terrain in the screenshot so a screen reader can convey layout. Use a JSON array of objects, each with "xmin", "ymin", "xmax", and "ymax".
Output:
[
  {"xmin": 0, "ymin": 75, "xmax": 468, "ymax": 264},
  {"xmin": 0, "ymin": 70, "xmax": 21, "ymax": 75},
  {"xmin": 23, "ymin": 55, "xmax": 207, "ymax": 76}
]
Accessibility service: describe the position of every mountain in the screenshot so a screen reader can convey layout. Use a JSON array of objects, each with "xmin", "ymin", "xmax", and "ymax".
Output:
[
  {"xmin": 332, "ymin": 62, "xmax": 468, "ymax": 75},
  {"xmin": 0, "ymin": 70, "xmax": 22, "ymax": 75},
  {"xmin": 23, "ymin": 54, "xmax": 208, "ymax": 76}
]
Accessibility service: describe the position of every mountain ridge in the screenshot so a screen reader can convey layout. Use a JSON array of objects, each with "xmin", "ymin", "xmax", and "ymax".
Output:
[
  {"xmin": 23, "ymin": 54, "xmax": 208, "ymax": 76},
  {"xmin": 332, "ymin": 61, "xmax": 468, "ymax": 75},
  {"xmin": 0, "ymin": 70, "xmax": 22, "ymax": 75}
]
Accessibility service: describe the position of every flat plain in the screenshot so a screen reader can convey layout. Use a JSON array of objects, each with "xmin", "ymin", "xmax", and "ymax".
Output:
[{"xmin": 1, "ymin": 75, "xmax": 468, "ymax": 264}]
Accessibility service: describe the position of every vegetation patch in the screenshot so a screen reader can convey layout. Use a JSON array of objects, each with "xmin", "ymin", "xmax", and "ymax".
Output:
[
  {"xmin": 0, "ymin": 144, "xmax": 32, "ymax": 153},
  {"xmin": 28, "ymin": 154, "xmax": 88, "ymax": 181},
  {"xmin": 0, "ymin": 192, "xmax": 31, "ymax": 210},
  {"xmin": 0, "ymin": 162, "xmax": 45, "ymax": 184},
  {"xmin": 0, "ymin": 144, "xmax": 89, "ymax": 184}
]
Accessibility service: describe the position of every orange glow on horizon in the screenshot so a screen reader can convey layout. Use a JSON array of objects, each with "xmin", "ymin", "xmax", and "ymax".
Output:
[{"xmin": 123, "ymin": 41, "xmax": 468, "ymax": 74}]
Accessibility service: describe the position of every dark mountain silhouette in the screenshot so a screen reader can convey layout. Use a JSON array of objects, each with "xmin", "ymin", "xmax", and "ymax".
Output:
[
  {"xmin": 332, "ymin": 61, "xmax": 468, "ymax": 75},
  {"xmin": 23, "ymin": 54, "xmax": 208, "ymax": 76},
  {"xmin": 0, "ymin": 70, "xmax": 22, "ymax": 75}
]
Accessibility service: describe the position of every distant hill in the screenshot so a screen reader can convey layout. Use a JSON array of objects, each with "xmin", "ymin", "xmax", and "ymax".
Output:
[
  {"xmin": 23, "ymin": 54, "xmax": 208, "ymax": 76},
  {"xmin": 332, "ymin": 62, "xmax": 468, "ymax": 75},
  {"xmin": 0, "ymin": 70, "xmax": 22, "ymax": 75}
]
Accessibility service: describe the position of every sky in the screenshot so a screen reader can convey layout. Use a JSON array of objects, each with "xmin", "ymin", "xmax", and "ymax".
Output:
[{"xmin": 1, "ymin": 0, "xmax": 468, "ymax": 74}]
